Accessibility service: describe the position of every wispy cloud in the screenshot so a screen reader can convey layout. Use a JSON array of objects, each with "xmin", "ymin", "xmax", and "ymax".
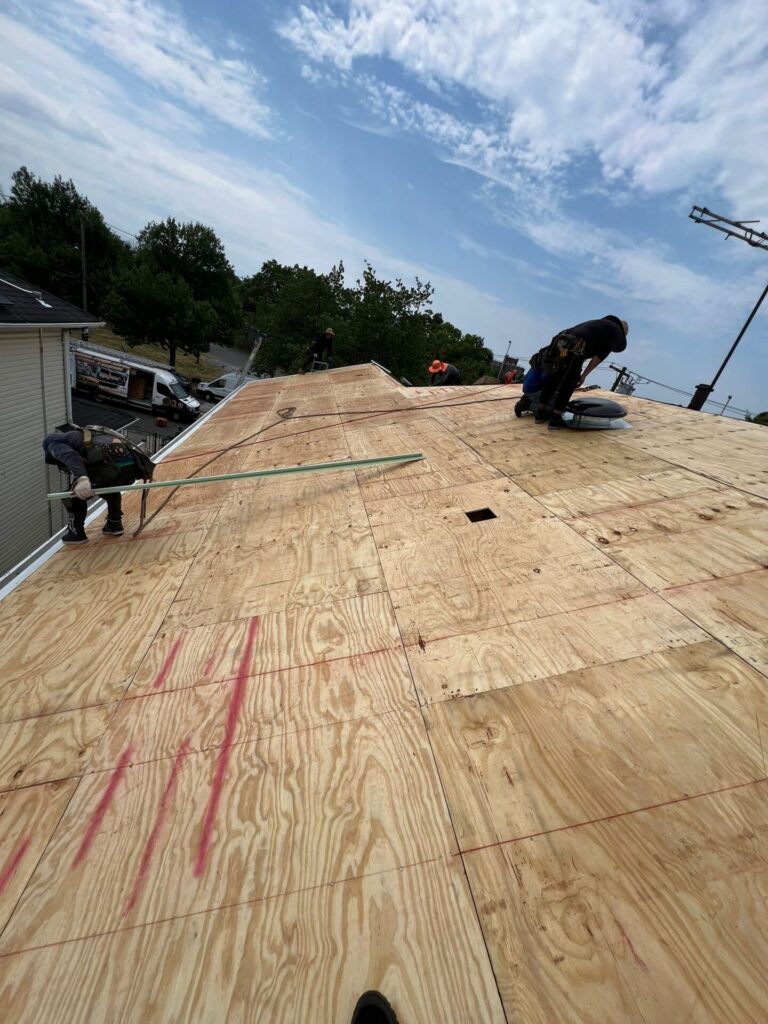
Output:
[
  {"xmin": 281, "ymin": 0, "xmax": 768, "ymax": 215},
  {"xmin": 40, "ymin": 0, "xmax": 273, "ymax": 137}
]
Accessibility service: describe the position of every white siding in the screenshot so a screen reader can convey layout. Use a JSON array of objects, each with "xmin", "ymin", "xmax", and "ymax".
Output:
[{"xmin": 0, "ymin": 328, "xmax": 70, "ymax": 577}]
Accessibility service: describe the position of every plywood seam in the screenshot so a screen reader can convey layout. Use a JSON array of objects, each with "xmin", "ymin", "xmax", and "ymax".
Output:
[
  {"xmin": 83, "ymin": 703, "xmax": 419, "ymax": 779},
  {"xmin": 400, "ymin": 589, "xmax": 648, "ymax": 649},
  {"xmin": 0, "ymin": 852, "xmax": 449, "ymax": 961},
  {"xmin": 335, "ymin": 377, "xmax": 511, "ymax": 1024},
  {"xmin": 458, "ymin": 429, "xmax": 768, "ymax": 686},
  {"xmin": 614, "ymin": 437, "xmax": 768, "ymax": 502},
  {"xmin": 458, "ymin": 775, "xmax": 768, "ymax": 857},
  {"xmin": 662, "ymin": 565, "xmax": 768, "ymax": 594}
]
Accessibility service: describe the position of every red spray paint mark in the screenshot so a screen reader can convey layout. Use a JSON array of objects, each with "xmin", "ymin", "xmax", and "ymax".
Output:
[
  {"xmin": 194, "ymin": 616, "xmax": 260, "ymax": 877},
  {"xmin": 152, "ymin": 636, "xmax": 184, "ymax": 690},
  {"xmin": 72, "ymin": 747, "xmax": 134, "ymax": 869},
  {"xmin": 0, "ymin": 836, "xmax": 31, "ymax": 896},
  {"xmin": 123, "ymin": 738, "xmax": 191, "ymax": 916},
  {"xmin": 202, "ymin": 651, "xmax": 217, "ymax": 677},
  {"xmin": 615, "ymin": 918, "xmax": 649, "ymax": 972}
]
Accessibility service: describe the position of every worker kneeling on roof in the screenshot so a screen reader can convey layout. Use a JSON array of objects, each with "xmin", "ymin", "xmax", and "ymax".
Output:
[
  {"xmin": 533, "ymin": 315, "xmax": 628, "ymax": 430},
  {"xmin": 43, "ymin": 426, "xmax": 155, "ymax": 545},
  {"xmin": 428, "ymin": 359, "xmax": 461, "ymax": 385}
]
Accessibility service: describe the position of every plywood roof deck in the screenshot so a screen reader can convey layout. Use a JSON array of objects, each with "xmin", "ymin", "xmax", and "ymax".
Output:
[{"xmin": 1, "ymin": 365, "xmax": 767, "ymax": 1022}]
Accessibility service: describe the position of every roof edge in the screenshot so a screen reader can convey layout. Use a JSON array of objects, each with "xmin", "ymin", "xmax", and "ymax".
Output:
[{"xmin": 0, "ymin": 379, "xmax": 247, "ymax": 601}]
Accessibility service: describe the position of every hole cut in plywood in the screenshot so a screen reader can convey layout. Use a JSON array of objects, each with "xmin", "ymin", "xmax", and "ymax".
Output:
[{"xmin": 465, "ymin": 508, "xmax": 497, "ymax": 523}]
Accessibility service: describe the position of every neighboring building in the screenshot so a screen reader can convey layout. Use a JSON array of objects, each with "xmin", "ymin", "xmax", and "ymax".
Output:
[{"xmin": 0, "ymin": 269, "xmax": 103, "ymax": 580}]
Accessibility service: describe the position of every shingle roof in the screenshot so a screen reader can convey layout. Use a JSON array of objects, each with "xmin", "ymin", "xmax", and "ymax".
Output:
[{"xmin": 0, "ymin": 268, "xmax": 103, "ymax": 326}]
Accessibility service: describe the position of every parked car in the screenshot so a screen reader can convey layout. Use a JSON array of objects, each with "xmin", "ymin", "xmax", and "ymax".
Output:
[{"xmin": 197, "ymin": 372, "xmax": 250, "ymax": 402}]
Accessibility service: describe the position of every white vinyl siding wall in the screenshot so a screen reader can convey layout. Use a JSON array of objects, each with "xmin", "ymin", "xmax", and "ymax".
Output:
[{"xmin": 0, "ymin": 328, "xmax": 70, "ymax": 577}]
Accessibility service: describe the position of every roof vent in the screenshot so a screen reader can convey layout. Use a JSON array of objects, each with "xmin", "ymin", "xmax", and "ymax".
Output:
[{"xmin": 465, "ymin": 508, "xmax": 497, "ymax": 522}]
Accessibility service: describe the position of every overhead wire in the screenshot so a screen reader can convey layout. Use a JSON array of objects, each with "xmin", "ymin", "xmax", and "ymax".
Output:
[{"xmin": 136, "ymin": 382, "xmax": 517, "ymax": 534}]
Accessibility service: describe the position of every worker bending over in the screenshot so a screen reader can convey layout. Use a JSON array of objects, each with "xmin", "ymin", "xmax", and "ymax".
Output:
[
  {"xmin": 428, "ymin": 359, "xmax": 461, "ymax": 385},
  {"xmin": 43, "ymin": 426, "xmax": 154, "ymax": 544},
  {"xmin": 534, "ymin": 315, "xmax": 628, "ymax": 429}
]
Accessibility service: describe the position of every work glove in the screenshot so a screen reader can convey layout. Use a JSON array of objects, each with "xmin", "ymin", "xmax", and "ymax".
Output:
[{"xmin": 72, "ymin": 476, "xmax": 94, "ymax": 500}]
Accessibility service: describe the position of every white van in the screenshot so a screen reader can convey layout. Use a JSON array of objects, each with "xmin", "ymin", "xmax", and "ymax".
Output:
[
  {"xmin": 70, "ymin": 344, "xmax": 200, "ymax": 420},
  {"xmin": 197, "ymin": 372, "xmax": 249, "ymax": 402}
]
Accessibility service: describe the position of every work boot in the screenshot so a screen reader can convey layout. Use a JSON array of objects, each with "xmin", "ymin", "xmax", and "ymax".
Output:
[
  {"xmin": 534, "ymin": 410, "xmax": 550, "ymax": 424},
  {"xmin": 548, "ymin": 413, "xmax": 567, "ymax": 430},
  {"xmin": 102, "ymin": 520, "xmax": 125, "ymax": 537},
  {"xmin": 514, "ymin": 396, "xmax": 530, "ymax": 418},
  {"xmin": 62, "ymin": 525, "xmax": 88, "ymax": 545},
  {"xmin": 351, "ymin": 991, "xmax": 399, "ymax": 1023}
]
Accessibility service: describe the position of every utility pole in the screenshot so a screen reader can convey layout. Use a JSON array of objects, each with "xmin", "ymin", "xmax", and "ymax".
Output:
[
  {"xmin": 79, "ymin": 213, "xmax": 88, "ymax": 312},
  {"xmin": 609, "ymin": 365, "xmax": 628, "ymax": 392},
  {"xmin": 687, "ymin": 207, "xmax": 768, "ymax": 410},
  {"xmin": 497, "ymin": 340, "xmax": 512, "ymax": 381}
]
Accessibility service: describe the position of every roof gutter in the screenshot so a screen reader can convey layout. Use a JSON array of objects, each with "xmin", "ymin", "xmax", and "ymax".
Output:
[{"xmin": 0, "ymin": 321, "xmax": 106, "ymax": 329}]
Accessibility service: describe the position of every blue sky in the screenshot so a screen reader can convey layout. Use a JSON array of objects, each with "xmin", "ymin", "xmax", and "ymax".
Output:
[{"xmin": 1, "ymin": 0, "xmax": 767, "ymax": 413}]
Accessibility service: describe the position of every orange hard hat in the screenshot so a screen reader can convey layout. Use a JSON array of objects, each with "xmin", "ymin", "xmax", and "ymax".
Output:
[{"xmin": 428, "ymin": 359, "xmax": 447, "ymax": 373}]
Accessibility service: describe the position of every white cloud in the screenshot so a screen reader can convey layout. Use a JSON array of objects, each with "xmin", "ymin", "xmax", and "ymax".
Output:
[
  {"xmin": 280, "ymin": 0, "xmax": 768, "ymax": 215},
  {"xmin": 0, "ymin": 11, "xmax": 544, "ymax": 357},
  {"xmin": 41, "ymin": 0, "xmax": 273, "ymax": 137}
]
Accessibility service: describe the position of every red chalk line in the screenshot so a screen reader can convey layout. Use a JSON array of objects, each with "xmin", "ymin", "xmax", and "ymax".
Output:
[
  {"xmin": 458, "ymin": 775, "xmax": 768, "ymax": 857},
  {"xmin": 72, "ymin": 747, "xmax": 134, "ymax": 869},
  {"xmin": 194, "ymin": 616, "xmax": 261, "ymax": 877}
]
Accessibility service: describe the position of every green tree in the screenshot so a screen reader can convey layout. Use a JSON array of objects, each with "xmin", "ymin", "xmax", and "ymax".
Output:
[
  {"xmin": 428, "ymin": 317, "xmax": 495, "ymax": 383},
  {"xmin": 752, "ymin": 411, "xmax": 768, "ymax": 426},
  {"xmin": 344, "ymin": 263, "xmax": 435, "ymax": 380},
  {"xmin": 105, "ymin": 217, "xmax": 241, "ymax": 366},
  {"xmin": 240, "ymin": 260, "xmax": 349, "ymax": 373},
  {"xmin": 0, "ymin": 166, "xmax": 127, "ymax": 311},
  {"xmin": 104, "ymin": 259, "xmax": 216, "ymax": 370},
  {"xmin": 136, "ymin": 218, "xmax": 242, "ymax": 346}
]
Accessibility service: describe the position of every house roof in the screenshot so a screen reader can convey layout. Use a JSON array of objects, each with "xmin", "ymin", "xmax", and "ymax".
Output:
[
  {"xmin": 0, "ymin": 267, "xmax": 103, "ymax": 327},
  {"xmin": 1, "ymin": 364, "xmax": 767, "ymax": 1020}
]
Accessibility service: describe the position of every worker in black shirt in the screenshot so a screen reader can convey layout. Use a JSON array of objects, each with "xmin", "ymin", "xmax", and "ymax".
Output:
[
  {"xmin": 535, "ymin": 316, "xmax": 628, "ymax": 429},
  {"xmin": 300, "ymin": 327, "xmax": 334, "ymax": 373}
]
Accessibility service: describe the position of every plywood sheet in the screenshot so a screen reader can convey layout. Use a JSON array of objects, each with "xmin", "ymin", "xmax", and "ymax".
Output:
[
  {"xmin": 92, "ymin": 647, "xmax": 416, "ymax": 771},
  {"xmin": 0, "ymin": 859, "xmax": 504, "ymax": 1024},
  {"xmin": 130, "ymin": 591, "xmax": 401, "ymax": 697},
  {"xmin": 377, "ymin": 515, "xmax": 597, "ymax": 591},
  {"xmin": 1, "ymin": 707, "xmax": 454, "ymax": 952},
  {"xmin": 392, "ymin": 553, "xmax": 643, "ymax": 646},
  {"xmin": 409, "ymin": 593, "xmax": 706, "ymax": 704},
  {"xmin": 538, "ymin": 468, "xmax": 724, "ymax": 519},
  {"xmin": 0, "ymin": 560, "xmax": 190, "ymax": 722},
  {"xmin": 0, "ymin": 780, "xmax": 77, "ymax": 933},
  {"xmin": 665, "ymin": 570, "xmax": 768, "ymax": 675},
  {"xmin": 608, "ymin": 513, "xmax": 768, "ymax": 589},
  {"xmin": 0, "ymin": 703, "xmax": 113, "ymax": 791},
  {"xmin": 464, "ymin": 783, "xmax": 768, "ymax": 1024},
  {"xmin": 568, "ymin": 489, "xmax": 768, "ymax": 553},
  {"xmin": 426, "ymin": 640, "xmax": 767, "ymax": 850}
]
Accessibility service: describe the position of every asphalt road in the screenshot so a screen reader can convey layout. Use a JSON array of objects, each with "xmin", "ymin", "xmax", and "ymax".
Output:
[{"xmin": 72, "ymin": 395, "xmax": 216, "ymax": 447}]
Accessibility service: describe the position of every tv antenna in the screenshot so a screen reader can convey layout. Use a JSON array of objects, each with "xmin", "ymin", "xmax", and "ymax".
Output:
[{"xmin": 687, "ymin": 206, "xmax": 768, "ymax": 411}]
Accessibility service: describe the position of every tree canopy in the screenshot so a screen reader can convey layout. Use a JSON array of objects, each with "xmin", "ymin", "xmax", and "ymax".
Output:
[{"xmin": 1, "ymin": 165, "xmax": 496, "ymax": 382}]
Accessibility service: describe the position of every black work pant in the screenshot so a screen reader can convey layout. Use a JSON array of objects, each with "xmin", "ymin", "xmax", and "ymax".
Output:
[
  {"xmin": 66, "ymin": 492, "xmax": 123, "ymax": 533},
  {"xmin": 538, "ymin": 356, "xmax": 585, "ymax": 413}
]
